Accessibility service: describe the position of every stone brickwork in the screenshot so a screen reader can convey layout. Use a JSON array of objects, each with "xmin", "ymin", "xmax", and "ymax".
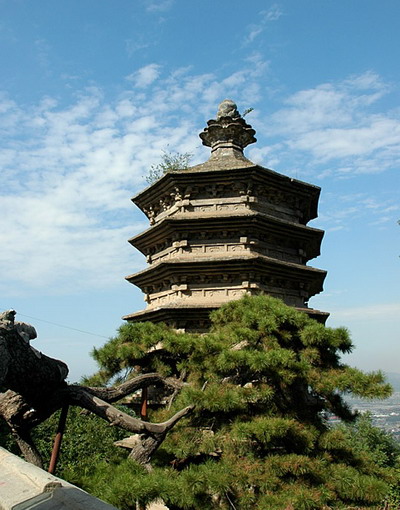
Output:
[{"xmin": 124, "ymin": 100, "xmax": 328, "ymax": 330}]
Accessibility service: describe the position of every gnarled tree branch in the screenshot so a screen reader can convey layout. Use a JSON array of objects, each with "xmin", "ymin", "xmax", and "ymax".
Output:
[
  {"xmin": 67, "ymin": 386, "xmax": 194, "ymax": 437},
  {"xmin": 0, "ymin": 313, "xmax": 192, "ymax": 469},
  {"xmin": 81, "ymin": 372, "xmax": 184, "ymax": 403}
]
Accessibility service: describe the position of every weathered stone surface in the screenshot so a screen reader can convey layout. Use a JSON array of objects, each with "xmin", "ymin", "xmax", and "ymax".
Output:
[
  {"xmin": 200, "ymin": 99, "xmax": 256, "ymax": 154},
  {"xmin": 124, "ymin": 101, "xmax": 328, "ymax": 330},
  {"xmin": 216, "ymin": 99, "xmax": 241, "ymax": 120},
  {"xmin": 0, "ymin": 447, "xmax": 118, "ymax": 510},
  {"xmin": 0, "ymin": 324, "xmax": 68, "ymax": 401},
  {"xmin": 0, "ymin": 337, "xmax": 10, "ymax": 385},
  {"xmin": 129, "ymin": 213, "xmax": 324, "ymax": 265}
]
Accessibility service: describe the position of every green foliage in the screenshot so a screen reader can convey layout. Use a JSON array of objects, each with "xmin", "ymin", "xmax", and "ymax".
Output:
[
  {"xmin": 338, "ymin": 413, "xmax": 400, "ymax": 509},
  {"xmin": 31, "ymin": 405, "xmax": 131, "ymax": 480},
  {"xmin": 145, "ymin": 150, "xmax": 192, "ymax": 184},
  {"xmin": 242, "ymin": 107, "xmax": 254, "ymax": 117},
  {"xmin": 338, "ymin": 413, "xmax": 400, "ymax": 469},
  {"xmin": 387, "ymin": 470, "xmax": 400, "ymax": 510},
  {"xmin": 0, "ymin": 418, "xmax": 19, "ymax": 455},
  {"xmin": 10, "ymin": 295, "xmax": 395, "ymax": 509},
  {"xmin": 78, "ymin": 295, "xmax": 398, "ymax": 508}
]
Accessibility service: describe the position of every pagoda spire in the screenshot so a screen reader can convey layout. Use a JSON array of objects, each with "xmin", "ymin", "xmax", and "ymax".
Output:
[{"xmin": 199, "ymin": 99, "xmax": 256, "ymax": 159}]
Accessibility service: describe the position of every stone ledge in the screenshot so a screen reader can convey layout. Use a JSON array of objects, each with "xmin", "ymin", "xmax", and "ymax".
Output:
[{"xmin": 0, "ymin": 447, "xmax": 117, "ymax": 510}]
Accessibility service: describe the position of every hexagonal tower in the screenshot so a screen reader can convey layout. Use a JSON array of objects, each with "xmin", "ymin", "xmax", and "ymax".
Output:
[{"xmin": 123, "ymin": 100, "xmax": 328, "ymax": 331}]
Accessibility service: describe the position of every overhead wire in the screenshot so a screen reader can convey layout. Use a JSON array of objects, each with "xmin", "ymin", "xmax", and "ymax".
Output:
[{"xmin": 0, "ymin": 307, "xmax": 110, "ymax": 339}]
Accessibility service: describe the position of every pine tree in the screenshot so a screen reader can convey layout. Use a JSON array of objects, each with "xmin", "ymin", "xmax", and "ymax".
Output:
[{"xmin": 84, "ymin": 295, "xmax": 396, "ymax": 509}]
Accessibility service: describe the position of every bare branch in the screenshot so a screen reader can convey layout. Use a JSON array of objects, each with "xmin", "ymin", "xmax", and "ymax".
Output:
[
  {"xmin": 79, "ymin": 373, "xmax": 184, "ymax": 403},
  {"xmin": 11, "ymin": 427, "xmax": 44, "ymax": 468},
  {"xmin": 67, "ymin": 386, "xmax": 194, "ymax": 436},
  {"xmin": 0, "ymin": 318, "xmax": 193, "ymax": 467}
]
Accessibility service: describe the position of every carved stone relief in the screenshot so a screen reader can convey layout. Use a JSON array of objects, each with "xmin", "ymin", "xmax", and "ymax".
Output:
[{"xmin": 126, "ymin": 100, "xmax": 326, "ymax": 330}]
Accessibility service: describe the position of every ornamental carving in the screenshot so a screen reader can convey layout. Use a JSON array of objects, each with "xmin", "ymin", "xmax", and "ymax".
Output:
[{"xmin": 125, "ymin": 99, "xmax": 327, "ymax": 330}]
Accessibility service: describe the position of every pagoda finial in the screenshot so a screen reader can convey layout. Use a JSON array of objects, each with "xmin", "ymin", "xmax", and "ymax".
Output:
[
  {"xmin": 216, "ymin": 99, "xmax": 241, "ymax": 121},
  {"xmin": 199, "ymin": 99, "xmax": 256, "ymax": 157}
]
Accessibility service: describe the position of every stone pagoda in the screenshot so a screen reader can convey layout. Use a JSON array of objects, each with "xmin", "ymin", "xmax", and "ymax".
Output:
[{"xmin": 123, "ymin": 100, "xmax": 328, "ymax": 331}]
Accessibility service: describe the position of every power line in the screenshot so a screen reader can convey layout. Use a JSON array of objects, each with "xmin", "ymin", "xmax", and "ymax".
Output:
[{"xmin": 0, "ymin": 307, "xmax": 110, "ymax": 340}]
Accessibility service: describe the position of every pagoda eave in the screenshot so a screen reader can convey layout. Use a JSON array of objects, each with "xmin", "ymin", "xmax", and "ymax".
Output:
[
  {"xmin": 132, "ymin": 166, "xmax": 321, "ymax": 224},
  {"xmin": 126, "ymin": 255, "xmax": 327, "ymax": 297},
  {"xmin": 128, "ymin": 212, "xmax": 324, "ymax": 261},
  {"xmin": 124, "ymin": 100, "xmax": 328, "ymax": 329},
  {"xmin": 122, "ymin": 304, "xmax": 329, "ymax": 327}
]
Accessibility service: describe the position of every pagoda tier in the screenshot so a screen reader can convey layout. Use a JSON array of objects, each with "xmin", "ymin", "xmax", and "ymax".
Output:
[
  {"xmin": 128, "ymin": 213, "xmax": 324, "ymax": 266},
  {"xmin": 132, "ymin": 165, "xmax": 321, "ymax": 227},
  {"xmin": 124, "ymin": 100, "xmax": 328, "ymax": 330},
  {"xmin": 125, "ymin": 254, "xmax": 326, "ymax": 312}
]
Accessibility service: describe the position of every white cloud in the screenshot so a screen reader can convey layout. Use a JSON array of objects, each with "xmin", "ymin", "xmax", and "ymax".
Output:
[
  {"xmin": 125, "ymin": 39, "xmax": 150, "ymax": 58},
  {"xmin": 2, "ymin": 65, "xmax": 397, "ymax": 299},
  {"xmin": 34, "ymin": 38, "xmax": 51, "ymax": 75},
  {"xmin": 342, "ymin": 70, "xmax": 388, "ymax": 91},
  {"xmin": 314, "ymin": 192, "xmax": 399, "ymax": 232},
  {"xmin": 330, "ymin": 303, "xmax": 400, "ymax": 321},
  {"xmin": 289, "ymin": 117, "xmax": 400, "ymax": 161},
  {"xmin": 368, "ymin": 215, "xmax": 392, "ymax": 226},
  {"xmin": 145, "ymin": 0, "xmax": 174, "ymax": 13},
  {"xmin": 262, "ymin": 5, "xmax": 283, "ymax": 22},
  {"xmin": 126, "ymin": 64, "xmax": 162, "ymax": 88},
  {"xmin": 257, "ymin": 72, "xmax": 400, "ymax": 179},
  {"xmin": 0, "ymin": 59, "xmax": 270, "ymax": 296},
  {"xmin": 243, "ymin": 5, "xmax": 283, "ymax": 45}
]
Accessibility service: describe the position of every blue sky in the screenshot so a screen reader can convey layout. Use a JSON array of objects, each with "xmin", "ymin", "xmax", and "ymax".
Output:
[{"xmin": 1, "ymin": 0, "xmax": 399, "ymax": 382}]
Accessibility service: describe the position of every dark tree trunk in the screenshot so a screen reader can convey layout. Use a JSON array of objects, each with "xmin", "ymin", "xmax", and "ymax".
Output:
[
  {"xmin": 128, "ymin": 434, "xmax": 164, "ymax": 469},
  {"xmin": 0, "ymin": 323, "xmax": 193, "ymax": 469},
  {"xmin": 11, "ymin": 427, "xmax": 44, "ymax": 468},
  {"xmin": 0, "ymin": 326, "xmax": 68, "ymax": 403}
]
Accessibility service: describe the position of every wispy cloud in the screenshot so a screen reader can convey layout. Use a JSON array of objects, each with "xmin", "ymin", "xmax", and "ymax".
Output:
[
  {"xmin": 0, "ymin": 61, "xmax": 269, "ymax": 296},
  {"xmin": 125, "ymin": 38, "xmax": 150, "ymax": 58},
  {"xmin": 243, "ymin": 5, "xmax": 283, "ymax": 45},
  {"xmin": 315, "ymin": 192, "xmax": 399, "ymax": 232},
  {"xmin": 258, "ymin": 71, "xmax": 400, "ymax": 180},
  {"xmin": 1, "ymin": 64, "xmax": 397, "ymax": 298},
  {"xmin": 330, "ymin": 303, "xmax": 400, "ymax": 321},
  {"xmin": 145, "ymin": 0, "xmax": 174, "ymax": 13},
  {"xmin": 34, "ymin": 38, "xmax": 52, "ymax": 76},
  {"xmin": 126, "ymin": 63, "xmax": 162, "ymax": 88}
]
